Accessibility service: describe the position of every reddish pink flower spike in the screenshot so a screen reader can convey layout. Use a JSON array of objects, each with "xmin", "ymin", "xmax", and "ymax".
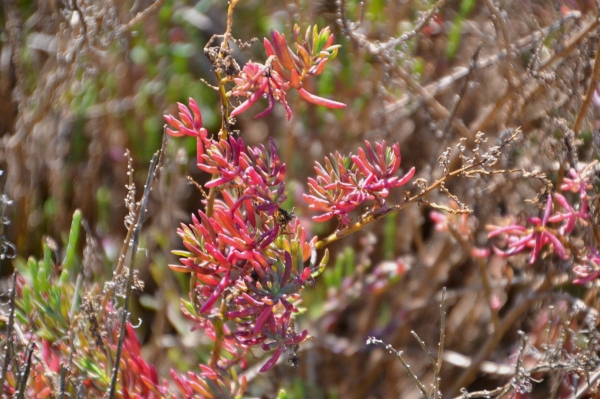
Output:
[
  {"xmin": 231, "ymin": 26, "xmax": 345, "ymax": 119},
  {"xmin": 305, "ymin": 141, "xmax": 415, "ymax": 226},
  {"xmin": 164, "ymin": 97, "xmax": 206, "ymax": 138},
  {"xmin": 488, "ymin": 195, "xmax": 574, "ymax": 264},
  {"xmin": 164, "ymin": 98, "xmax": 209, "ymax": 165},
  {"xmin": 573, "ymin": 248, "xmax": 600, "ymax": 284},
  {"xmin": 230, "ymin": 76, "xmax": 270, "ymax": 118},
  {"xmin": 230, "ymin": 62, "xmax": 293, "ymax": 120},
  {"xmin": 548, "ymin": 193, "xmax": 588, "ymax": 234}
]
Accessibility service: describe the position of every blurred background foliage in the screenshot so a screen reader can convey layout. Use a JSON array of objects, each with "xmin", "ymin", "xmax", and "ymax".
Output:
[{"xmin": 2, "ymin": 0, "xmax": 600, "ymax": 397}]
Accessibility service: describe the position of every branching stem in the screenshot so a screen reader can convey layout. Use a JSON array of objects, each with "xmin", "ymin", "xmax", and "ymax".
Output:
[
  {"xmin": 108, "ymin": 149, "xmax": 160, "ymax": 398},
  {"xmin": 315, "ymin": 131, "xmax": 520, "ymax": 249}
]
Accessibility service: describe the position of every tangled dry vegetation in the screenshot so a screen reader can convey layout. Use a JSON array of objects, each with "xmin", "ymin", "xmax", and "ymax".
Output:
[{"xmin": 2, "ymin": 0, "xmax": 600, "ymax": 398}]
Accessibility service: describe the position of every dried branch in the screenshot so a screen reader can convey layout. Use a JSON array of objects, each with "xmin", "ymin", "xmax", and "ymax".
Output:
[
  {"xmin": 391, "ymin": 65, "xmax": 473, "ymax": 139},
  {"xmin": 468, "ymin": 88, "xmax": 513, "ymax": 135},
  {"xmin": 455, "ymin": 385, "xmax": 510, "ymax": 398},
  {"xmin": 108, "ymin": 148, "xmax": 161, "ymax": 398},
  {"xmin": 58, "ymin": 324, "xmax": 77, "ymax": 399},
  {"xmin": 15, "ymin": 342, "xmax": 35, "ymax": 399},
  {"xmin": 0, "ymin": 272, "xmax": 17, "ymax": 392},
  {"xmin": 573, "ymin": 365, "xmax": 600, "ymax": 399},
  {"xmin": 411, "ymin": 331, "xmax": 437, "ymax": 368},
  {"xmin": 381, "ymin": 0, "xmax": 450, "ymax": 50},
  {"xmin": 223, "ymin": 0, "xmax": 240, "ymax": 50},
  {"xmin": 106, "ymin": 133, "xmax": 166, "ymax": 397},
  {"xmin": 447, "ymin": 275, "xmax": 552, "ymax": 396},
  {"xmin": 98, "ymin": 182, "xmax": 139, "ymax": 323},
  {"xmin": 99, "ymin": 132, "xmax": 167, "ymax": 324},
  {"xmin": 315, "ymin": 130, "xmax": 521, "ymax": 249},
  {"xmin": 540, "ymin": 18, "xmax": 600, "ymax": 72},
  {"xmin": 336, "ymin": 0, "xmax": 470, "ymax": 137},
  {"xmin": 573, "ymin": 33, "xmax": 600, "ymax": 135},
  {"xmin": 2, "ymin": 0, "xmax": 26, "ymax": 98},
  {"xmin": 116, "ymin": 0, "xmax": 168, "ymax": 37},
  {"xmin": 367, "ymin": 337, "xmax": 430, "ymax": 399},
  {"xmin": 434, "ymin": 288, "xmax": 446, "ymax": 399},
  {"xmin": 445, "ymin": 223, "xmax": 500, "ymax": 331},
  {"xmin": 440, "ymin": 48, "xmax": 480, "ymax": 137},
  {"xmin": 384, "ymin": 11, "xmax": 582, "ymax": 115},
  {"xmin": 482, "ymin": 0, "xmax": 517, "ymax": 86}
]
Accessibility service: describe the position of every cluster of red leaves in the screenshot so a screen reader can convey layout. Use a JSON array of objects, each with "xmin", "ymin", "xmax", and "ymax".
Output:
[
  {"xmin": 3, "ymin": 319, "xmax": 239, "ymax": 399},
  {"xmin": 303, "ymin": 141, "xmax": 416, "ymax": 226},
  {"xmin": 487, "ymin": 164, "xmax": 598, "ymax": 283},
  {"xmin": 165, "ymin": 99, "xmax": 328, "ymax": 374},
  {"xmin": 230, "ymin": 25, "xmax": 346, "ymax": 120}
]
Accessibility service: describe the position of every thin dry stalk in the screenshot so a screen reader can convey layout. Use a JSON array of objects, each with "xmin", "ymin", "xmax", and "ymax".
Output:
[
  {"xmin": 572, "ymin": 365, "xmax": 600, "ymax": 399},
  {"xmin": 411, "ymin": 330, "xmax": 437, "ymax": 368},
  {"xmin": 58, "ymin": 324, "xmax": 78, "ymax": 399},
  {"xmin": 15, "ymin": 342, "xmax": 35, "ymax": 399},
  {"xmin": 381, "ymin": 0, "xmax": 450, "ymax": 50},
  {"xmin": 434, "ymin": 288, "xmax": 446, "ymax": 399},
  {"xmin": 0, "ymin": 272, "xmax": 17, "ymax": 391},
  {"xmin": 573, "ymin": 35, "xmax": 600, "ymax": 135},
  {"xmin": 223, "ymin": 0, "xmax": 240, "ymax": 49},
  {"xmin": 2, "ymin": 0, "xmax": 26, "ymax": 98},
  {"xmin": 384, "ymin": 11, "xmax": 582, "ymax": 115},
  {"xmin": 116, "ymin": 0, "xmax": 168, "ymax": 36},
  {"xmin": 482, "ymin": 0, "xmax": 517, "ymax": 86},
  {"xmin": 107, "ymin": 149, "xmax": 161, "ymax": 398},
  {"xmin": 540, "ymin": 18, "xmax": 600, "ymax": 72},
  {"xmin": 447, "ymin": 275, "xmax": 552, "ymax": 396},
  {"xmin": 315, "ymin": 130, "xmax": 521, "ymax": 249},
  {"xmin": 97, "ymin": 176, "xmax": 138, "ymax": 324},
  {"xmin": 392, "ymin": 66, "xmax": 473, "ymax": 139},
  {"xmin": 367, "ymin": 337, "xmax": 430, "ymax": 398}
]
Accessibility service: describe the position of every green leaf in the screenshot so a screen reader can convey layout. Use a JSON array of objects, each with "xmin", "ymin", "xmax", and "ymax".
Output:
[
  {"xmin": 38, "ymin": 251, "xmax": 51, "ymax": 294},
  {"xmin": 277, "ymin": 389, "xmax": 291, "ymax": 399},
  {"xmin": 37, "ymin": 328, "xmax": 55, "ymax": 341},
  {"xmin": 21, "ymin": 285, "xmax": 32, "ymax": 313},
  {"xmin": 459, "ymin": 0, "xmax": 476, "ymax": 16},
  {"xmin": 27, "ymin": 257, "xmax": 38, "ymax": 287},
  {"xmin": 79, "ymin": 357, "xmax": 110, "ymax": 384},
  {"xmin": 445, "ymin": 17, "xmax": 464, "ymax": 60},
  {"xmin": 343, "ymin": 247, "xmax": 356, "ymax": 277},
  {"xmin": 331, "ymin": 252, "xmax": 344, "ymax": 288},
  {"xmin": 15, "ymin": 310, "xmax": 28, "ymax": 325},
  {"xmin": 383, "ymin": 213, "xmax": 397, "ymax": 260},
  {"xmin": 172, "ymin": 250, "xmax": 194, "ymax": 257},
  {"xmin": 311, "ymin": 249, "xmax": 329, "ymax": 278},
  {"xmin": 60, "ymin": 209, "xmax": 81, "ymax": 285},
  {"xmin": 180, "ymin": 299, "xmax": 197, "ymax": 317}
]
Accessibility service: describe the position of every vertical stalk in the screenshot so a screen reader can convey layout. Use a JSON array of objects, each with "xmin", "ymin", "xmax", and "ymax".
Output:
[
  {"xmin": 15, "ymin": 342, "xmax": 35, "ymax": 399},
  {"xmin": 0, "ymin": 272, "xmax": 17, "ymax": 392},
  {"xmin": 108, "ymin": 151, "xmax": 160, "ymax": 398}
]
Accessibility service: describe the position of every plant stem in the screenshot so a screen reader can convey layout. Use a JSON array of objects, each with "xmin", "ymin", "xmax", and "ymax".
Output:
[
  {"xmin": 15, "ymin": 342, "xmax": 35, "ymax": 399},
  {"xmin": 573, "ymin": 34, "xmax": 600, "ymax": 135},
  {"xmin": 316, "ymin": 164, "xmax": 483, "ymax": 249},
  {"xmin": 108, "ymin": 150, "xmax": 160, "ymax": 398},
  {"xmin": 0, "ymin": 272, "xmax": 17, "ymax": 392}
]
